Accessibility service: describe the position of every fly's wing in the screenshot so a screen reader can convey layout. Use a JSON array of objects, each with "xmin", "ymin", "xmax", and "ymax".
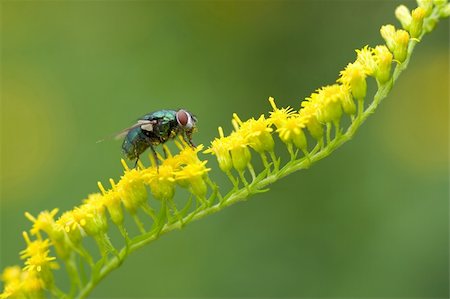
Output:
[
  {"xmin": 114, "ymin": 119, "xmax": 157, "ymax": 140},
  {"xmin": 96, "ymin": 119, "xmax": 157, "ymax": 143}
]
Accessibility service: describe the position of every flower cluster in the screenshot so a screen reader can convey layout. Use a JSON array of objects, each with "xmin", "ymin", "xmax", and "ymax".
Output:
[
  {"xmin": 1, "ymin": 1, "xmax": 448, "ymax": 298},
  {"xmin": 1, "ymin": 143, "xmax": 211, "ymax": 298}
]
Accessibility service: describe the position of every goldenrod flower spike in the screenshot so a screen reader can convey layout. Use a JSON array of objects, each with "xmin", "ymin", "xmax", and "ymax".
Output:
[{"xmin": 1, "ymin": 2, "xmax": 449, "ymax": 299}]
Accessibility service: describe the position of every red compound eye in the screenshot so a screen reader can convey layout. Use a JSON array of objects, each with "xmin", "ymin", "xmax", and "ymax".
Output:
[{"xmin": 176, "ymin": 110, "xmax": 189, "ymax": 126}]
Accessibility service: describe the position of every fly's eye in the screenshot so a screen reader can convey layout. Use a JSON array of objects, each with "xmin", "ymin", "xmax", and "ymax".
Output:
[{"xmin": 176, "ymin": 110, "xmax": 193, "ymax": 129}]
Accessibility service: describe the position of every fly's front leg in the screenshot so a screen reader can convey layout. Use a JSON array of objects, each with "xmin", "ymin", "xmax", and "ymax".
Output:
[
  {"xmin": 183, "ymin": 132, "xmax": 196, "ymax": 148},
  {"xmin": 162, "ymin": 145, "xmax": 170, "ymax": 159}
]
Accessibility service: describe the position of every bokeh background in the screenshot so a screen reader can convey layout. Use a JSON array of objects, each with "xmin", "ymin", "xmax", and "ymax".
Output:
[{"xmin": 1, "ymin": 0, "xmax": 448, "ymax": 298}]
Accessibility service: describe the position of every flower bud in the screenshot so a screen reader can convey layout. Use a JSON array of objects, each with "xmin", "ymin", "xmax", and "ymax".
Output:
[
  {"xmin": 147, "ymin": 166, "xmax": 176, "ymax": 201},
  {"xmin": 55, "ymin": 211, "xmax": 83, "ymax": 245},
  {"xmin": 380, "ymin": 24, "xmax": 397, "ymax": 52},
  {"xmin": 117, "ymin": 169, "xmax": 148, "ymax": 213},
  {"xmin": 231, "ymin": 145, "xmax": 251, "ymax": 172},
  {"xmin": 292, "ymin": 128, "xmax": 307, "ymax": 151},
  {"xmin": 441, "ymin": 3, "xmax": 450, "ymax": 17},
  {"xmin": 306, "ymin": 115, "xmax": 323, "ymax": 140},
  {"xmin": 373, "ymin": 45, "xmax": 393, "ymax": 83},
  {"xmin": 276, "ymin": 116, "xmax": 308, "ymax": 151},
  {"xmin": 204, "ymin": 127, "xmax": 233, "ymax": 173},
  {"xmin": 356, "ymin": 46, "xmax": 377, "ymax": 76},
  {"xmin": 433, "ymin": 0, "xmax": 446, "ymax": 6},
  {"xmin": 175, "ymin": 162, "xmax": 210, "ymax": 199},
  {"xmin": 80, "ymin": 194, "xmax": 108, "ymax": 236},
  {"xmin": 315, "ymin": 85, "xmax": 344, "ymax": 123},
  {"xmin": 410, "ymin": 7, "xmax": 426, "ymax": 37},
  {"xmin": 99, "ymin": 181, "xmax": 124, "ymax": 226},
  {"xmin": 417, "ymin": 0, "xmax": 433, "ymax": 16},
  {"xmin": 216, "ymin": 148, "xmax": 233, "ymax": 172},
  {"xmin": 339, "ymin": 62, "xmax": 367, "ymax": 101},
  {"xmin": 251, "ymin": 130, "xmax": 275, "ymax": 153},
  {"xmin": 393, "ymin": 29, "xmax": 410, "ymax": 62},
  {"xmin": 338, "ymin": 86, "xmax": 356, "ymax": 115},
  {"xmin": 395, "ymin": 5, "xmax": 412, "ymax": 30}
]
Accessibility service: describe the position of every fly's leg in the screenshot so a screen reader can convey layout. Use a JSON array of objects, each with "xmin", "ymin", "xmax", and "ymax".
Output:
[
  {"xmin": 133, "ymin": 149, "xmax": 140, "ymax": 169},
  {"xmin": 149, "ymin": 144, "xmax": 159, "ymax": 171},
  {"xmin": 162, "ymin": 144, "xmax": 169, "ymax": 159},
  {"xmin": 183, "ymin": 133, "xmax": 196, "ymax": 148}
]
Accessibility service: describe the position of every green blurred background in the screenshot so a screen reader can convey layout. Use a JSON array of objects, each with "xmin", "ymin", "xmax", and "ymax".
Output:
[{"xmin": 1, "ymin": 0, "xmax": 448, "ymax": 298}]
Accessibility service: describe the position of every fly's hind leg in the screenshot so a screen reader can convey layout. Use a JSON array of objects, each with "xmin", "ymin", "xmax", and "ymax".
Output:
[
  {"xmin": 134, "ymin": 158, "xmax": 140, "ymax": 169},
  {"xmin": 133, "ymin": 149, "xmax": 140, "ymax": 169}
]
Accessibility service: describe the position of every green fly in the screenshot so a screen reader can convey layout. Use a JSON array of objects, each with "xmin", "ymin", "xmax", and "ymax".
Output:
[{"xmin": 117, "ymin": 109, "xmax": 197, "ymax": 167}]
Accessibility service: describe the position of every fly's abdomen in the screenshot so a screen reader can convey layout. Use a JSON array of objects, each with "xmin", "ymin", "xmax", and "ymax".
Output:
[{"xmin": 122, "ymin": 127, "xmax": 151, "ymax": 160}]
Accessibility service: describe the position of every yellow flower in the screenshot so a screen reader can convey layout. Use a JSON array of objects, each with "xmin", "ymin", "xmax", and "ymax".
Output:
[
  {"xmin": 380, "ymin": 24, "xmax": 397, "ymax": 51},
  {"xmin": 233, "ymin": 113, "xmax": 274, "ymax": 153},
  {"xmin": 175, "ymin": 161, "xmax": 210, "ymax": 198},
  {"xmin": 55, "ymin": 210, "xmax": 83, "ymax": 245},
  {"xmin": 0, "ymin": 279, "xmax": 21, "ymax": 299},
  {"xmin": 21, "ymin": 232, "xmax": 58, "ymax": 275},
  {"xmin": 299, "ymin": 100, "xmax": 324, "ymax": 140},
  {"xmin": 395, "ymin": 5, "xmax": 412, "ymax": 30},
  {"xmin": 117, "ymin": 164, "xmax": 148, "ymax": 213},
  {"xmin": 338, "ymin": 61, "xmax": 367, "ymax": 101},
  {"xmin": 1, "ymin": 267, "xmax": 21, "ymax": 285},
  {"xmin": 275, "ymin": 115, "xmax": 308, "ymax": 151},
  {"xmin": 78, "ymin": 193, "xmax": 108, "ymax": 236},
  {"xmin": 98, "ymin": 180, "xmax": 124, "ymax": 226},
  {"xmin": 380, "ymin": 25, "xmax": 410, "ymax": 63},
  {"xmin": 393, "ymin": 29, "xmax": 410, "ymax": 62},
  {"xmin": 227, "ymin": 131, "xmax": 252, "ymax": 172},
  {"xmin": 356, "ymin": 46, "xmax": 377, "ymax": 75},
  {"xmin": 417, "ymin": 0, "xmax": 433, "ymax": 16},
  {"xmin": 0, "ymin": 268, "xmax": 38, "ymax": 299},
  {"xmin": 373, "ymin": 45, "xmax": 393, "ymax": 83},
  {"xmin": 145, "ymin": 165, "xmax": 176, "ymax": 201},
  {"xmin": 204, "ymin": 127, "xmax": 233, "ymax": 173},
  {"xmin": 314, "ymin": 85, "xmax": 345, "ymax": 123},
  {"xmin": 20, "ymin": 271, "xmax": 44, "ymax": 297},
  {"xmin": 24, "ymin": 209, "xmax": 59, "ymax": 238},
  {"xmin": 410, "ymin": 7, "xmax": 426, "ymax": 38},
  {"xmin": 176, "ymin": 143, "xmax": 205, "ymax": 166},
  {"xmin": 268, "ymin": 97, "xmax": 295, "ymax": 127},
  {"xmin": 25, "ymin": 209, "xmax": 72, "ymax": 260}
]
